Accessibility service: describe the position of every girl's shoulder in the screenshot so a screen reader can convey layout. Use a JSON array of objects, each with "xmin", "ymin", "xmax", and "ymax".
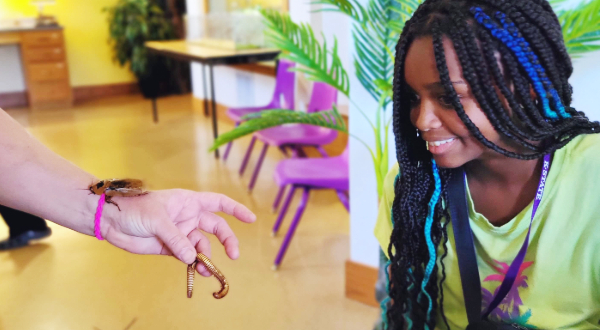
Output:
[
  {"xmin": 557, "ymin": 133, "xmax": 600, "ymax": 186},
  {"xmin": 562, "ymin": 133, "xmax": 600, "ymax": 165}
]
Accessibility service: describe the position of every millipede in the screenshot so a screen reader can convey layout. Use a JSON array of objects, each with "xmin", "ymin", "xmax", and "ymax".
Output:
[{"xmin": 186, "ymin": 253, "xmax": 229, "ymax": 299}]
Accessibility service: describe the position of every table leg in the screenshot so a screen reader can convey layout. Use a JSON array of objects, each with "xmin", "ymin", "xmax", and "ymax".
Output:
[
  {"xmin": 209, "ymin": 64, "xmax": 220, "ymax": 159},
  {"xmin": 152, "ymin": 98, "xmax": 158, "ymax": 123},
  {"xmin": 202, "ymin": 64, "xmax": 209, "ymax": 117}
]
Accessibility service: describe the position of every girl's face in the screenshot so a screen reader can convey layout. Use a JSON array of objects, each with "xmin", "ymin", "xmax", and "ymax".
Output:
[{"xmin": 404, "ymin": 36, "xmax": 524, "ymax": 168}]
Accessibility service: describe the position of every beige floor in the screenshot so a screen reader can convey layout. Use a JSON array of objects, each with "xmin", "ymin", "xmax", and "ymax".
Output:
[{"xmin": 0, "ymin": 94, "xmax": 378, "ymax": 330}]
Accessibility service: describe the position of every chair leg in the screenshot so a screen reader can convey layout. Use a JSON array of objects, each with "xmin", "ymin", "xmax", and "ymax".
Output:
[
  {"xmin": 296, "ymin": 146, "xmax": 307, "ymax": 158},
  {"xmin": 272, "ymin": 185, "xmax": 295, "ymax": 235},
  {"xmin": 316, "ymin": 146, "xmax": 329, "ymax": 158},
  {"xmin": 223, "ymin": 122, "xmax": 239, "ymax": 161},
  {"xmin": 273, "ymin": 187, "xmax": 311, "ymax": 269},
  {"xmin": 272, "ymin": 185, "xmax": 286, "ymax": 214},
  {"xmin": 248, "ymin": 143, "xmax": 268, "ymax": 192},
  {"xmin": 239, "ymin": 136, "xmax": 257, "ymax": 176},
  {"xmin": 223, "ymin": 142, "xmax": 233, "ymax": 161},
  {"xmin": 279, "ymin": 146, "xmax": 289, "ymax": 157},
  {"xmin": 336, "ymin": 190, "xmax": 350, "ymax": 212}
]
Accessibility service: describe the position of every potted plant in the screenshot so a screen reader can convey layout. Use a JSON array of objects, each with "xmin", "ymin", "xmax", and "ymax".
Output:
[{"xmin": 104, "ymin": 0, "xmax": 177, "ymax": 98}]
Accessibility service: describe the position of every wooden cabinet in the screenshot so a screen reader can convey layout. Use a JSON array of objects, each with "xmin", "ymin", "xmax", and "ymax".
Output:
[{"xmin": 18, "ymin": 28, "xmax": 72, "ymax": 108}]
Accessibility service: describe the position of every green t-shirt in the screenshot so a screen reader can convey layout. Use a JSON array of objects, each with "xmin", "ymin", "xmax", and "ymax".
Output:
[{"xmin": 374, "ymin": 134, "xmax": 600, "ymax": 329}]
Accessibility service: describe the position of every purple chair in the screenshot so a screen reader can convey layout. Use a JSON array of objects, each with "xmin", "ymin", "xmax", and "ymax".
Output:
[
  {"xmin": 271, "ymin": 146, "xmax": 349, "ymax": 269},
  {"xmin": 244, "ymin": 82, "xmax": 339, "ymax": 192},
  {"xmin": 223, "ymin": 60, "xmax": 296, "ymax": 161}
]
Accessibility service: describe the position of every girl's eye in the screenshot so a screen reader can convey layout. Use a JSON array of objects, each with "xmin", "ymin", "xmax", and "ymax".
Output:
[
  {"xmin": 438, "ymin": 95, "xmax": 457, "ymax": 108},
  {"xmin": 408, "ymin": 93, "xmax": 420, "ymax": 108}
]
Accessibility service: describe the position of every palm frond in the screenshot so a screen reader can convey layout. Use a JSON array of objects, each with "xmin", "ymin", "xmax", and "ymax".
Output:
[
  {"xmin": 389, "ymin": 0, "xmax": 421, "ymax": 31},
  {"xmin": 261, "ymin": 9, "xmax": 350, "ymax": 96},
  {"xmin": 350, "ymin": 0, "xmax": 414, "ymax": 108},
  {"xmin": 557, "ymin": 0, "xmax": 600, "ymax": 58},
  {"xmin": 312, "ymin": 0, "xmax": 368, "ymax": 23},
  {"xmin": 209, "ymin": 107, "xmax": 347, "ymax": 151}
]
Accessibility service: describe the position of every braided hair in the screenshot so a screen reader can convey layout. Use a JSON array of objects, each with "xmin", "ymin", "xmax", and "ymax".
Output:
[{"xmin": 387, "ymin": 0, "xmax": 600, "ymax": 328}]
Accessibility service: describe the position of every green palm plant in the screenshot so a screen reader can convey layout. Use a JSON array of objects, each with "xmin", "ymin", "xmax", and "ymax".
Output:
[
  {"xmin": 553, "ymin": 0, "xmax": 600, "ymax": 57},
  {"xmin": 210, "ymin": 0, "xmax": 600, "ymax": 199},
  {"xmin": 211, "ymin": 1, "xmax": 417, "ymax": 199}
]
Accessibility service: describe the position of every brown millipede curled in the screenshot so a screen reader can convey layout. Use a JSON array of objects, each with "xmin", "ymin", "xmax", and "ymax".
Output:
[{"xmin": 186, "ymin": 253, "xmax": 229, "ymax": 299}]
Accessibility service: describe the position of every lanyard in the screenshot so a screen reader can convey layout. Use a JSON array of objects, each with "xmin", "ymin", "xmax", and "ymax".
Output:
[{"xmin": 449, "ymin": 154, "xmax": 551, "ymax": 323}]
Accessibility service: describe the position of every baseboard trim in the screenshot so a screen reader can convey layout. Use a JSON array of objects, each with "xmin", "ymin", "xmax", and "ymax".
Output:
[
  {"xmin": 345, "ymin": 260, "xmax": 379, "ymax": 307},
  {"xmin": 73, "ymin": 82, "xmax": 139, "ymax": 104},
  {"xmin": 0, "ymin": 91, "xmax": 28, "ymax": 109}
]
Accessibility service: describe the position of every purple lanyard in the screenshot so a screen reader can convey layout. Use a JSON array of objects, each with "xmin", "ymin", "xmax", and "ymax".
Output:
[{"xmin": 481, "ymin": 153, "xmax": 552, "ymax": 317}]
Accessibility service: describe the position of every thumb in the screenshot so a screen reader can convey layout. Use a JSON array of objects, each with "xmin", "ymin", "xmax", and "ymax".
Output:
[{"xmin": 154, "ymin": 220, "xmax": 197, "ymax": 264}]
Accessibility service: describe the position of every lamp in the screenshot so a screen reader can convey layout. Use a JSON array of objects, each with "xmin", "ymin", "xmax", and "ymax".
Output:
[{"xmin": 31, "ymin": 0, "xmax": 57, "ymax": 27}]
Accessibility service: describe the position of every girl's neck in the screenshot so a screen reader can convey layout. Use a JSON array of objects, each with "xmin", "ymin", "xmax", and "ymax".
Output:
[
  {"xmin": 465, "ymin": 155, "xmax": 543, "ymax": 186},
  {"xmin": 464, "ymin": 154, "xmax": 546, "ymax": 226}
]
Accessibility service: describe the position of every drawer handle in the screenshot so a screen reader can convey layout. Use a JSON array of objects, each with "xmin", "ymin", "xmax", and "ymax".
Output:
[
  {"xmin": 56, "ymin": 64, "xmax": 64, "ymax": 69},
  {"xmin": 54, "ymin": 49, "xmax": 61, "ymax": 54}
]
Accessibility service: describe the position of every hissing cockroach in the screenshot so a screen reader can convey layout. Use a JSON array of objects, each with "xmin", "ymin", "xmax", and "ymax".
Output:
[
  {"xmin": 186, "ymin": 253, "xmax": 229, "ymax": 299},
  {"xmin": 89, "ymin": 179, "xmax": 148, "ymax": 211}
]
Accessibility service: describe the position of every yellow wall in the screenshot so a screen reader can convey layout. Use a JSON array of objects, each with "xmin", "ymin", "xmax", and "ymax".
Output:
[
  {"xmin": 224, "ymin": 0, "xmax": 285, "ymax": 11},
  {"xmin": 0, "ymin": 0, "xmax": 135, "ymax": 87}
]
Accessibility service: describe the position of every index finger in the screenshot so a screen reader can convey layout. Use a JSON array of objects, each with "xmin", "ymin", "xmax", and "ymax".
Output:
[{"xmin": 195, "ymin": 192, "xmax": 256, "ymax": 223}]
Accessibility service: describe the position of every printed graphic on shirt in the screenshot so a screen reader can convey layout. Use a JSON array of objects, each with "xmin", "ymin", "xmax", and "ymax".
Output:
[{"xmin": 482, "ymin": 260, "xmax": 537, "ymax": 329}]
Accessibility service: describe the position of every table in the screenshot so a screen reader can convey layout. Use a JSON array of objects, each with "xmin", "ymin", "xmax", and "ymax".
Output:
[{"xmin": 145, "ymin": 40, "xmax": 280, "ymax": 158}]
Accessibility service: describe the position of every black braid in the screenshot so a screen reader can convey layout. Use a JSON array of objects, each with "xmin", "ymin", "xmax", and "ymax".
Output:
[
  {"xmin": 447, "ymin": 10, "xmax": 541, "ymax": 149},
  {"xmin": 387, "ymin": 0, "xmax": 600, "ymax": 329},
  {"xmin": 481, "ymin": 0, "xmax": 573, "ymax": 103}
]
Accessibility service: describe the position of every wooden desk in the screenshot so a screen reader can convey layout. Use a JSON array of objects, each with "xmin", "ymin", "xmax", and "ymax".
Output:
[
  {"xmin": 0, "ymin": 26, "xmax": 73, "ymax": 109},
  {"xmin": 146, "ymin": 40, "xmax": 280, "ymax": 158}
]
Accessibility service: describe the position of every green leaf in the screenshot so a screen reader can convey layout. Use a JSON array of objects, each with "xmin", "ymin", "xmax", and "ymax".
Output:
[
  {"xmin": 346, "ymin": 0, "xmax": 415, "ymax": 107},
  {"xmin": 557, "ymin": 0, "xmax": 600, "ymax": 58},
  {"xmin": 209, "ymin": 108, "xmax": 347, "ymax": 151},
  {"xmin": 312, "ymin": 0, "xmax": 368, "ymax": 23},
  {"xmin": 261, "ymin": 9, "xmax": 350, "ymax": 96}
]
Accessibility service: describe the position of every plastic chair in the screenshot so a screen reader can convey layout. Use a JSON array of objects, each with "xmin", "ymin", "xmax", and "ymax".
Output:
[
  {"xmin": 271, "ymin": 146, "xmax": 349, "ymax": 269},
  {"xmin": 245, "ymin": 82, "xmax": 339, "ymax": 192},
  {"xmin": 223, "ymin": 60, "xmax": 296, "ymax": 161}
]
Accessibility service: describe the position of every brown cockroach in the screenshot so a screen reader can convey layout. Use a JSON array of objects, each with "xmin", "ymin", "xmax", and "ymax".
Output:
[
  {"xmin": 88, "ymin": 179, "xmax": 148, "ymax": 211},
  {"xmin": 187, "ymin": 253, "xmax": 229, "ymax": 299}
]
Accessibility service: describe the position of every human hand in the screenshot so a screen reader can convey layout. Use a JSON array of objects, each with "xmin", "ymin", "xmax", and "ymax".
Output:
[{"xmin": 100, "ymin": 189, "xmax": 256, "ymax": 276}]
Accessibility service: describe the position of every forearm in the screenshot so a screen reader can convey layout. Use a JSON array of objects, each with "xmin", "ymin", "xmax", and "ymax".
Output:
[{"xmin": 0, "ymin": 108, "xmax": 98, "ymax": 235}]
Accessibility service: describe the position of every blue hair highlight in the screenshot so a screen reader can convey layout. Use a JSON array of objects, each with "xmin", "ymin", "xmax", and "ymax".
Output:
[
  {"xmin": 494, "ymin": 11, "xmax": 570, "ymax": 118},
  {"xmin": 383, "ymin": 169, "xmax": 440, "ymax": 329},
  {"xmin": 419, "ymin": 161, "xmax": 442, "ymax": 324},
  {"xmin": 381, "ymin": 174, "xmax": 400, "ymax": 330},
  {"xmin": 381, "ymin": 260, "xmax": 392, "ymax": 330},
  {"xmin": 470, "ymin": 7, "xmax": 562, "ymax": 120}
]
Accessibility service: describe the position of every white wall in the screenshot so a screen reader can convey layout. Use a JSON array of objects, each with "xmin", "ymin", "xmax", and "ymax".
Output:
[
  {"xmin": 185, "ymin": 0, "xmax": 350, "ymax": 112},
  {"xmin": 0, "ymin": 45, "xmax": 26, "ymax": 93},
  {"xmin": 186, "ymin": 0, "xmax": 274, "ymax": 109},
  {"xmin": 570, "ymin": 52, "xmax": 600, "ymax": 121}
]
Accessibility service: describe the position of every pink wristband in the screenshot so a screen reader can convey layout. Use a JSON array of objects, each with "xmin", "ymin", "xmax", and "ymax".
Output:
[{"xmin": 94, "ymin": 193, "xmax": 106, "ymax": 240}]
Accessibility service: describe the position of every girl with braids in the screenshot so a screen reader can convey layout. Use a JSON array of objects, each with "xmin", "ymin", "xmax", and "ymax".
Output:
[{"xmin": 373, "ymin": 0, "xmax": 600, "ymax": 328}]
